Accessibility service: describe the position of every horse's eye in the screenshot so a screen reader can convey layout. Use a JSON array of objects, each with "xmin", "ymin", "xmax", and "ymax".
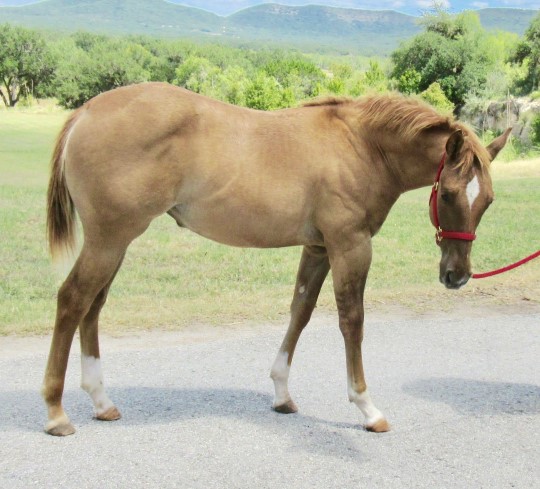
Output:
[{"xmin": 441, "ymin": 193, "xmax": 450, "ymax": 203}]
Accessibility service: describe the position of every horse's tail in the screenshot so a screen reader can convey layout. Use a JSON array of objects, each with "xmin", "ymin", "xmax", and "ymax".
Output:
[{"xmin": 46, "ymin": 109, "xmax": 81, "ymax": 263}]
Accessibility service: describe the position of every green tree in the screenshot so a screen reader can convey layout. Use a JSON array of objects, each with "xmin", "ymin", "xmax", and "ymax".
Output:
[
  {"xmin": 262, "ymin": 56, "xmax": 325, "ymax": 101},
  {"xmin": 146, "ymin": 39, "xmax": 188, "ymax": 83},
  {"xmin": 397, "ymin": 68, "xmax": 421, "ymax": 95},
  {"xmin": 218, "ymin": 66, "xmax": 248, "ymax": 106},
  {"xmin": 173, "ymin": 55, "xmax": 220, "ymax": 93},
  {"xmin": 532, "ymin": 114, "xmax": 540, "ymax": 145},
  {"xmin": 363, "ymin": 60, "xmax": 388, "ymax": 91},
  {"xmin": 510, "ymin": 12, "xmax": 540, "ymax": 93},
  {"xmin": 244, "ymin": 72, "xmax": 292, "ymax": 110},
  {"xmin": 53, "ymin": 37, "xmax": 152, "ymax": 109},
  {"xmin": 391, "ymin": 9, "xmax": 498, "ymax": 110},
  {"xmin": 72, "ymin": 31, "xmax": 108, "ymax": 52},
  {"xmin": 326, "ymin": 76, "xmax": 345, "ymax": 95},
  {"xmin": 0, "ymin": 23, "xmax": 55, "ymax": 107},
  {"xmin": 337, "ymin": 60, "xmax": 389, "ymax": 97},
  {"xmin": 420, "ymin": 82, "xmax": 455, "ymax": 114}
]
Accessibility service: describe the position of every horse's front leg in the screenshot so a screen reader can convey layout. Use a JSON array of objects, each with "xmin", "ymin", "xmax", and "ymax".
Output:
[
  {"xmin": 271, "ymin": 245, "xmax": 330, "ymax": 413},
  {"xmin": 328, "ymin": 234, "xmax": 390, "ymax": 433}
]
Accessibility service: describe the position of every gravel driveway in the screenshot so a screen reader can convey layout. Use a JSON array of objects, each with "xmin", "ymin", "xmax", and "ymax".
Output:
[{"xmin": 1, "ymin": 308, "xmax": 539, "ymax": 488}]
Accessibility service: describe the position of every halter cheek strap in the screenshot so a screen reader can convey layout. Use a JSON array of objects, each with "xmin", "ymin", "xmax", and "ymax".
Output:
[
  {"xmin": 429, "ymin": 153, "xmax": 539, "ymax": 277},
  {"xmin": 429, "ymin": 154, "xmax": 476, "ymax": 245}
]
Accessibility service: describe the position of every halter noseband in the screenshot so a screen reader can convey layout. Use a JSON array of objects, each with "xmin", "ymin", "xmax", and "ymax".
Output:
[{"xmin": 429, "ymin": 154, "xmax": 477, "ymax": 245}]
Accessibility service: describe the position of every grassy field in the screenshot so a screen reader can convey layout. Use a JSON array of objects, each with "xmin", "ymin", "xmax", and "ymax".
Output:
[{"xmin": 1, "ymin": 109, "xmax": 539, "ymax": 336}]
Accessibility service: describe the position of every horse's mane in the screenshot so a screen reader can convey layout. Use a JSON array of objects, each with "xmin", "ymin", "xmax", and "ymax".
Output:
[
  {"xmin": 303, "ymin": 93, "xmax": 491, "ymax": 173},
  {"xmin": 302, "ymin": 96, "xmax": 353, "ymax": 107}
]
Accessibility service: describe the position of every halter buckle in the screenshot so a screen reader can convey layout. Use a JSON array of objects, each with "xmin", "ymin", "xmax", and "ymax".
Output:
[{"xmin": 436, "ymin": 227, "xmax": 443, "ymax": 244}]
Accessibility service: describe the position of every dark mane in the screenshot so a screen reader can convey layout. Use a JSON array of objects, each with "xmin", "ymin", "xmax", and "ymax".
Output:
[
  {"xmin": 301, "ymin": 96, "xmax": 353, "ymax": 107},
  {"xmin": 304, "ymin": 93, "xmax": 491, "ymax": 172}
]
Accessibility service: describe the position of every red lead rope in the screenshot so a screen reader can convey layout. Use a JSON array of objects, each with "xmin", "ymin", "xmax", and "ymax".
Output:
[
  {"xmin": 430, "ymin": 154, "xmax": 540, "ymax": 279},
  {"xmin": 472, "ymin": 250, "xmax": 540, "ymax": 279}
]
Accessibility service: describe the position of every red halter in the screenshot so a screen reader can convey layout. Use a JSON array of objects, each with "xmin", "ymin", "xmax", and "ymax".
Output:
[
  {"xmin": 429, "ymin": 154, "xmax": 477, "ymax": 245},
  {"xmin": 429, "ymin": 153, "xmax": 539, "ymax": 278}
]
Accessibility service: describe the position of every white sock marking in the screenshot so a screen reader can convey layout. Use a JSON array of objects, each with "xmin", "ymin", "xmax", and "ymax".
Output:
[
  {"xmin": 270, "ymin": 351, "xmax": 291, "ymax": 407},
  {"xmin": 81, "ymin": 355, "xmax": 114, "ymax": 416},
  {"xmin": 466, "ymin": 174, "xmax": 480, "ymax": 209},
  {"xmin": 348, "ymin": 385, "xmax": 384, "ymax": 427}
]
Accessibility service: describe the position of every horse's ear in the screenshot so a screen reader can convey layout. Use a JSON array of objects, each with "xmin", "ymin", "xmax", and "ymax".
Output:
[
  {"xmin": 486, "ymin": 127, "xmax": 512, "ymax": 161},
  {"xmin": 445, "ymin": 130, "xmax": 464, "ymax": 163}
]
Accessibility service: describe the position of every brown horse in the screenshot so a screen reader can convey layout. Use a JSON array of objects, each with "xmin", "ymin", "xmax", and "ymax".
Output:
[{"xmin": 43, "ymin": 82, "xmax": 511, "ymax": 436}]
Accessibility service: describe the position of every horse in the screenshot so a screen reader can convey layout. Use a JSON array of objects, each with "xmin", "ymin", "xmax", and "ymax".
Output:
[{"xmin": 43, "ymin": 82, "xmax": 511, "ymax": 436}]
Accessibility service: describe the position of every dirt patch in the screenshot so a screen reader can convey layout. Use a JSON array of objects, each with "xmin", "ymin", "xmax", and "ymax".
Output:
[{"xmin": 365, "ymin": 264, "xmax": 539, "ymax": 318}]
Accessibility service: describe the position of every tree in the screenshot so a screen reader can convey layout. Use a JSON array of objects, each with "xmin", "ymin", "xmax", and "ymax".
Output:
[
  {"xmin": 339, "ymin": 60, "xmax": 389, "ymax": 97},
  {"xmin": 396, "ymin": 68, "xmax": 421, "ymax": 95},
  {"xmin": 244, "ymin": 72, "xmax": 293, "ymax": 110},
  {"xmin": 420, "ymin": 82, "xmax": 454, "ymax": 114},
  {"xmin": 363, "ymin": 60, "xmax": 388, "ymax": 91},
  {"xmin": 262, "ymin": 56, "xmax": 325, "ymax": 100},
  {"xmin": 510, "ymin": 12, "xmax": 540, "ymax": 93},
  {"xmin": 53, "ymin": 37, "xmax": 153, "ymax": 109},
  {"xmin": 173, "ymin": 55, "xmax": 220, "ymax": 94},
  {"xmin": 391, "ymin": 9, "xmax": 498, "ymax": 110},
  {"xmin": 0, "ymin": 24, "xmax": 55, "ymax": 107}
]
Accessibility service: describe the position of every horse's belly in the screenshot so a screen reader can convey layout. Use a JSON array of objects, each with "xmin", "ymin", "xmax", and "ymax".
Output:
[{"xmin": 169, "ymin": 203, "xmax": 320, "ymax": 248}]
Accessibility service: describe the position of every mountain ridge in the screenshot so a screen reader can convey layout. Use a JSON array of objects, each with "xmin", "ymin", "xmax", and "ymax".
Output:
[
  {"xmin": 0, "ymin": 0, "xmax": 537, "ymax": 55},
  {"xmin": 1, "ymin": 0, "xmax": 539, "ymax": 17}
]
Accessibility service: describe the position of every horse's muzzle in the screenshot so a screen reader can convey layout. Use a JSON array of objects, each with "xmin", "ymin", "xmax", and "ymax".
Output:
[{"xmin": 440, "ymin": 270, "xmax": 471, "ymax": 289}]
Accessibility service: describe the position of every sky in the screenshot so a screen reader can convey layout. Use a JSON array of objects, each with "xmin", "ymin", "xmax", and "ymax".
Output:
[{"xmin": 0, "ymin": 1, "xmax": 539, "ymax": 16}]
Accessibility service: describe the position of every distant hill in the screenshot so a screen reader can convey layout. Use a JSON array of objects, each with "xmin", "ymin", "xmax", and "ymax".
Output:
[
  {"xmin": 0, "ymin": 0, "xmax": 222, "ymax": 35},
  {"xmin": 478, "ymin": 8, "xmax": 537, "ymax": 34},
  {"xmin": 227, "ymin": 4, "xmax": 419, "ymax": 55},
  {"xmin": 0, "ymin": 0, "xmax": 537, "ymax": 55}
]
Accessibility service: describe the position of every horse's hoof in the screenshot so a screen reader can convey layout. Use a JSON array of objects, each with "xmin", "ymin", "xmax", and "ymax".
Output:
[
  {"xmin": 45, "ymin": 418, "xmax": 76, "ymax": 437},
  {"xmin": 96, "ymin": 406, "xmax": 122, "ymax": 421},
  {"xmin": 272, "ymin": 399, "xmax": 298, "ymax": 414},
  {"xmin": 365, "ymin": 418, "xmax": 391, "ymax": 433}
]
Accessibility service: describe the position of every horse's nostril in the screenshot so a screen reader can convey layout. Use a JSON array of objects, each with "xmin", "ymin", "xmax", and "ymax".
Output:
[{"xmin": 445, "ymin": 270, "xmax": 454, "ymax": 285}]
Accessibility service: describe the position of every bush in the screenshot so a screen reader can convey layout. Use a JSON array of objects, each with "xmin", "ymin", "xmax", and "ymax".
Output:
[
  {"xmin": 419, "ymin": 82, "xmax": 455, "ymax": 115},
  {"xmin": 531, "ymin": 113, "xmax": 540, "ymax": 145}
]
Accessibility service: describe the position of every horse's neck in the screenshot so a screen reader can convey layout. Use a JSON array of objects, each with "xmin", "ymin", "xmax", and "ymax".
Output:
[{"xmin": 384, "ymin": 129, "xmax": 451, "ymax": 193}]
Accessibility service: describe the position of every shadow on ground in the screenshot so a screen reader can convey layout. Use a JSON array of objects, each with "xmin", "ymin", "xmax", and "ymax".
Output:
[
  {"xmin": 403, "ymin": 377, "xmax": 540, "ymax": 415},
  {"xmin": 0, "ymin": 386, "xmax": 367, "ymax": 460}
]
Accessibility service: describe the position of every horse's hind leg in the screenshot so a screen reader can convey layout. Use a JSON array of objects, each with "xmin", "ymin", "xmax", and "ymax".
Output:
[
  {"xmin": 42, "ymin": 240, "xmax": 129, "ymax": 436},
  {"xmin": 271, "ymin": 246, "xmax": 330, "ymax": 413},
  {"xmin": 78, "ymin": 252, "xmax": 125, "ymax": 422}
]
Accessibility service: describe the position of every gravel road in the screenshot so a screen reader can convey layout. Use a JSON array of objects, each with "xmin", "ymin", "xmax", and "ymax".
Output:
[{"xmin": 1, "ymin": 308, "xmax": 539, "ymax": 489}]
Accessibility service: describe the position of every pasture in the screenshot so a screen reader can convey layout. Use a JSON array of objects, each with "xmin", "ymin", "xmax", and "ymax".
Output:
[{"xmin": 1, "ymin": 108, "xmax": 539, "ymax": 336}]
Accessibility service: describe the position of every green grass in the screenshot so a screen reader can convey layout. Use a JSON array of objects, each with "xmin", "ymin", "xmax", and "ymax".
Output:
[{"xmin": 1, "ymin": 110, "xmax": 539, "ymax": 335}]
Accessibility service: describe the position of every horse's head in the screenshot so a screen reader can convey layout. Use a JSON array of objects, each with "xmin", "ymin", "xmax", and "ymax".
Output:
[{"xmin": 431, "ymin": 128, "xmax": 512, "ymax": 289}]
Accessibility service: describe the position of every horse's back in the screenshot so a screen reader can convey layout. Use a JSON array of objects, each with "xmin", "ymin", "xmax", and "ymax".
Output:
[{"xmin": 62, "ymin": 83, "xmax": 331, "ymax": 248}]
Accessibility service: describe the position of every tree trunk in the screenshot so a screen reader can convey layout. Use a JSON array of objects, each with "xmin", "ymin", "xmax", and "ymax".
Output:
[
  {"xmin": 1, "ymin": 79, "xmax": 10, "ymax": 107},
  {"xmin": 0, "ymin": 89, "xmax": 8, "ymax": 108},
  {"xmin": 9, "ymin": 78, "xmax": 19, "ymax": 107}
]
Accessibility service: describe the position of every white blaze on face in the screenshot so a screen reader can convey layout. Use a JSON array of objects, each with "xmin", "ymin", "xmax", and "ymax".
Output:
[
  {"xmin": 270, "ymin": 351, "xmax": 291, "ymax": 407},
  {"xmin": 466, "ymin": 174, "xmax": 480, "ymax": 209},
  {"xmin": 81, "ymin": 355, "xmax": 114, "ymax": 416}
]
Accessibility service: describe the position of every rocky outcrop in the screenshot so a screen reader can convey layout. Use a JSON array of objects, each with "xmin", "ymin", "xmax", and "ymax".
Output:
[{"xmin": 460, "ymin": 97, "xmax": 540, "ymax": 145}]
